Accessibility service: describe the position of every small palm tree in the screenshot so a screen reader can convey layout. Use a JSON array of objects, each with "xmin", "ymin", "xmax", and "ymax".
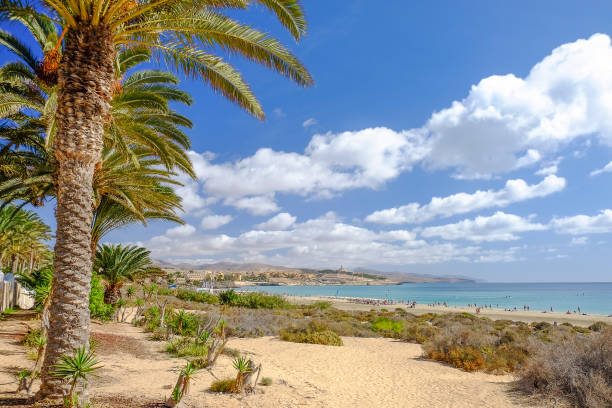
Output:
[
  {"xmin": 93, "ymin": 244, "xmax": 162, "ymax": 305},
  {"xmin": 51, "ymin": 346, "xmax": 102, "ymax": 407}
]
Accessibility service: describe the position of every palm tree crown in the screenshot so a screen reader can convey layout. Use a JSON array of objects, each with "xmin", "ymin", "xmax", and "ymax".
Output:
[{"xmin": 93, "ymin": 243, "xmax": 161, "ymax": 305}]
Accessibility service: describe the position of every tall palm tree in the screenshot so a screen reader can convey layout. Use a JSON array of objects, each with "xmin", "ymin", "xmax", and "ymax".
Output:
[
  {"xmin": 0, "ymin": 21, "xmax": 191, "ymax": 256},
  {"xmin": 0, "ymin": 205, "xmax": 51, "ymax": 271},
  {"xmin": 93, "ymin": 243, "xmax": 161, "ymax": 305},
  {"xmin": 0, "ymin": 0, "xmax": 312, "ymax": 399}
]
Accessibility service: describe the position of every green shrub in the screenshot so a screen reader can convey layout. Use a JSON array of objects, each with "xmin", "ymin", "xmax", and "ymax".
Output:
[
  {"xmin": 90, "ymin": 272, "xmax": 114, "ymax": 320},
  {"xmin": 22, "ymin": 328, "xmax": 43, "ymax": 348},
  {"xmin": 219, "ymin": 289, "xmax": 240, "ymax": 306},
  {"xmin": 311, "ymin": 301, "xmax": 331, "ymax": 310},
  {"xmin": 166, "ymin": 337, "xmax": 208, "ymax": 358},
  {"xmin": 210, "ymin": 378, "xmax": 236, "ymax": 393},
  {"xmin": 161, "ymin": 288, "xmax": 219, "ymax": 305},
  {"xmin": 371, "ymin": 317, "xmax": 404, "ymax": 337},
  {"xmin": 167, "ymin": 310, "xmax": 200, "ymax": 336},
  {"xmin": 260, "ymin": 377, "xmax": 273, "ymax": 386},
  {"xmin": 218, "ymin": 290, "xmax": 289, "ymax": 309},
  {"xmin": 237, "ymin": 292, "xmax": 289, "ymax": 309}
]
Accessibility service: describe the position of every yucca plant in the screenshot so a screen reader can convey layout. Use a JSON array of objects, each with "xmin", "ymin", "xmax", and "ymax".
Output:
[
  {"xmin": 231, "ymin": 355, "xmax": 253, "ymax": 394},
  {"xmin": 168, "ymin": 360, "xmax": 198, "ymax": 406},
  {"xmin": 51, "ymin": 346, "xmax": 102, "ymax": 407}
]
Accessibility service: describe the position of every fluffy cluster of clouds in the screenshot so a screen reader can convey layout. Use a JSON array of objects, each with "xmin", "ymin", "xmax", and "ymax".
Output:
[
  {"xmin": 365, "ymin": 175, "xmax": 565, "ymax": 224},
  {"xmin": 138, "ymin": 212, "xmax": 516, "ymax": 266},
  {"xmin": 135, "ymin": 207, "xmax": 612, "ymax": 266},
  {"xmin": 178, "ymin": 34, "xmax": 612, "ymax": 217}
]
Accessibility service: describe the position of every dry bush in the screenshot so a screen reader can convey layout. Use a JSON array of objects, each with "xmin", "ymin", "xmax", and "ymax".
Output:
[
  {"xmin": 588, "ymin": 321, "xmax": 609, "ymax": 332},
  {"xmin": 517, "ymin": 328, "xmax": 612, "ymax": 408},
  {"xmin": 279, "ymin": 321, "xmax": 343, "ymax": 346},
  {"xmin": 400, "ymin": 323, "xmax": 439, "ymax": 344},
  {"xmin": 220, "ymin": 307, "xmax": 293, "ymax": 337},
  {"xmin": 422, "ymin": 323, "xmax": 529, "ymax": 373}
]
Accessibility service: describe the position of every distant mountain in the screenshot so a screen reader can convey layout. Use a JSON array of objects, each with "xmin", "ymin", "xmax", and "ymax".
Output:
[
  {"xmin": 353, "ymin": 267, "xmax": 475, "ymax": 283},
  {"xmin": 154, "ymin": 260, "xmax": 474, "ymax": 283},
  {"xmin": 154, "ymin": 260, "xmax": 301, "ymax": 273}
]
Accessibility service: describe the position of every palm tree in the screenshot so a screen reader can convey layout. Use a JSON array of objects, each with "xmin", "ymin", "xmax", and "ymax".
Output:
[
  {"xmin": 1, "ymin": 0, "xmax": 312, "ymax": 399},
  {"xmin": 0, "ymin": 22, "xmax": 190, "ymax": 256},
  {"xmin": 0, "ymin": 205, "xmax": 51, "ymax": 272},
  {"xmin": 93, "ymin": 243, "xmax": 162, "ymax": 305},
  {"xmin": 0, "ymin": 17, "xmax": 195, "ymax": 175}
]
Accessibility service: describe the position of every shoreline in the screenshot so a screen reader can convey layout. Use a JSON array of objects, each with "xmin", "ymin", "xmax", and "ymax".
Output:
[{"xmin": 284, "ymin": 294, "xmax": 612, "ymax": 327}]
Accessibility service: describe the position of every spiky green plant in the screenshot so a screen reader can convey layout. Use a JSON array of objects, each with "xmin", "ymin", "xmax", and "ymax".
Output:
[{"xmin": 51, "ymin": 346, "xmax": 102, "ymax": 405}]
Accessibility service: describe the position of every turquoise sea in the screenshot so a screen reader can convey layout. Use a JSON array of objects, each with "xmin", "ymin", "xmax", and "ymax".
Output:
[{"xmin": 246, "ymin": 282, "xmax": 612, "ymax": 315}]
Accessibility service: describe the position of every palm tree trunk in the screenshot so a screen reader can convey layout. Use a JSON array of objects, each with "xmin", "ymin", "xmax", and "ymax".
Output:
[
  {"xmin": 103, "ymin": 285, "xmax": 121, "ymax": 306},
  {"xmin": 36, "ymin": 25, "xmax": 115, "ymax": 401}
]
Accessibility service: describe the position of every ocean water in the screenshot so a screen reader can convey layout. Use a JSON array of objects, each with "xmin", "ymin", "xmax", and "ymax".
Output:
[{"xmin": 246, "ymin": 282, "xmax": 612, "ymax": 315}]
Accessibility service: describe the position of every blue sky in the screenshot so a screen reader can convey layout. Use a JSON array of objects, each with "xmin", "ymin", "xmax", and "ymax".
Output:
[{"xmin": 7, "ymin": 1, "xmax": 612, "ymax": 282}]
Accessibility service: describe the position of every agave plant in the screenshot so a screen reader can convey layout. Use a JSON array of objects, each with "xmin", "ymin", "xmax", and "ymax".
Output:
[{"xmin": 51, "ymin": 346, "xmax": 102, "ymax": 406}]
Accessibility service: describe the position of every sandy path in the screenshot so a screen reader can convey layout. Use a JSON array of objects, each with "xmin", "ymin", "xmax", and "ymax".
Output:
[
  {"xmin": 0, "ymin": 312, "xmax": 37, "ymax": 395},
  {"xmin": 1, "ymin": 315, "xmax": 543, "ymax": 408}
]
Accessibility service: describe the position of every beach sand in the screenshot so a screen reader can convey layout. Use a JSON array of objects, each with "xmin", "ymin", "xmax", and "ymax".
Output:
[
  {"xmin": 0, "ymin": 312, "xmax": 544, "ymax": 408},
  {"xmin": 286, "ymin": 295, "xmax": 612, "ymax": 327}
]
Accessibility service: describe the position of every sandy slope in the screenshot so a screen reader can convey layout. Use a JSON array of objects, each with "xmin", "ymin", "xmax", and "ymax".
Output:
[{"xmin": 1, "ymin": 315, "xmax": 544, "ymax": 408}]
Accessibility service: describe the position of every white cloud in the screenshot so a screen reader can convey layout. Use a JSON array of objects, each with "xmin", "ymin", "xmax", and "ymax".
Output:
[
  {"xmin": 535, "ymin": 157, "xmax": 562, "ymax": 176},
  {"xmin": 590, "ymin": 161, "xmax": 612, "ymax": 176},
  {"xmin": 256, "ymin": 212, "xmax": 297, "ymax": 230},
  {"xmin": 200, "ymin": 214, "xmax": 233, "ymax": 230},
  {"xmin": 571, "ymin": 236, "xmax": 589, "ymax": 245},
  {"xmin": 165, "ymin": 224, "xmax": 196, "ymax": 237},
  {"xmin": 134, "ymin": 212, "xmax": 523, "ymax": 267},
  {"xmin": 420, "ymin": 212, "xmax": 547, "ymax": 242},
  {"xmin": 186, "ymin": 127, "xmax": 428, "ymax": 213},
  {"xmin": 273, "ymin": 108, "xmax": 286, "ymax": 118},
  {"xmin": 551, "ymin": 210, "xmax": 612, "ymax": 234},
  {"xmin": 302, "ymin": 118, "xmax": 317, "ymax": 127},
  {"xmin": 366, "ymin": 175, "xmax": 565, "ymax": 224},
  {"xmin": 223, "ymin": 195, "xmax": 280, "ymax": 215},
  {"xmin": 424, "ymin": 34, "xmax": 612, "ymax": 178}
]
